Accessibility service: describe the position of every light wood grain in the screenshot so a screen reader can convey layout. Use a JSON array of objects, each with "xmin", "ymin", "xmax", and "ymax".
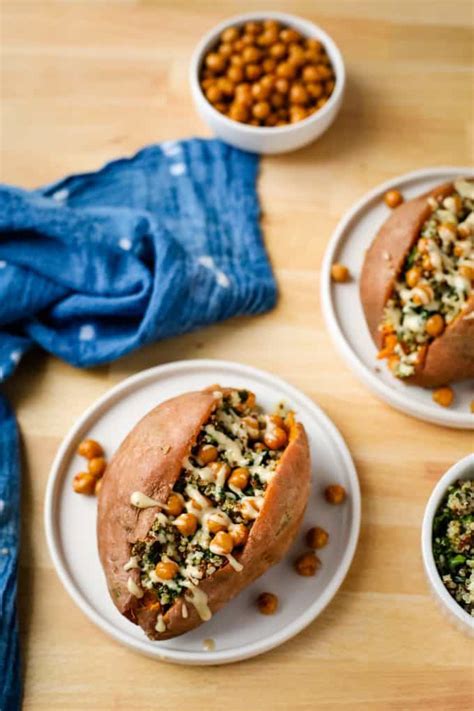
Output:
[{"xmin": 2, "ymin": 1, "xmax": 474, "ymax": 709}]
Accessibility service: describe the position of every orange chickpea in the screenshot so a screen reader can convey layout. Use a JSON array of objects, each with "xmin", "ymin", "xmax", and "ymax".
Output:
[
  {"xmin": 263, "ymin": 19, "xmax": 280, "ymax": 32},
  {"xmin": 325, "ymin": 79, "xmax": 335, "ymax": 94},
  {"xmin": 241, "ymin": 34, "xmax": 255, "ymax": 47},
  {"xmin": 316, "ymin": 97, "xmax": 328, "ymax": 109},
  {"xmin": 460, "ymin": 265, "xmax": 474, "ymax": 280},
  {"xmin": 270, "ymin": 92, "xmax": 285, "ymax": 109},
  {"xmin": 324, "ymin": 484, "xmax": 347, "ymax": 505},
  {"xmin": 331, "ymin": 263, "xmax": 350, "ymax": 283},
  {"xmin": 306, "ymin": 38, "xmax": 323, "ymax": 52},
  {"xmin": 230, "ymin": 523, "xmax": 249, "ymax": 547},
  {"xmin": 242, "ymin": 415, "xmax": 260, "ymax": 438},
  {"xmin": 258, "ymin": 29, "xmax": 279, "ymax": 47},
  {"xmin": 88, "ymin": 457, "xmax": 107, "ymax": 478},
  {"xmin": 302, "ymin": 65, "xmax": 320, "ymax": 83},
  {"xmin": 280, "ymin": 28, "xmax": 301, "ymax": 44},
  {"xmin": 234, "ymin": 390, "xmax": 256, "ymax": 413},
  {"xmin": 432, "ymin": 386, "xmax": 454, "ymax": 408},
  {"xmin": 270, "ymin": 42, "xmax": 287, "ymax": 59},
  {"xmin": 219, "ymin": 43, "xmax": 233, "ymax": 58},
  {"xmin": 252, "ymin": 82, "xmax": 271, "ymax": 101},
  {"xmin": 306, "ymin": 526, "xmax": 329, "ymax": 549},
  {"xmin": 290, "ymin": 83, "xmax": 309, "ymax": 105},
  {"xmin": 289, "ymin": 105, "xmax": 307, "ymax": 123},
  {"xmin": 227, "ymin": 65, "xmax": 244, "ymax": 84},
  {"xmin": 425, "ymin": 314, "xmax": 445, "ymax": 338},
  {"xmin": 234, "ymin": 83, "xmax": 253, "ymax": 106},
  {"xmin": 73, "ymin": 472, "xmax": 96, "ymax": 495},
  {"xmin": 233, "ymin": 39, "xmax": 245, "ymax": 53},
  {"xmin": 276, "ymin": 61, "xmax": 296, "ymax": 79},
  {"xmin": 217, "ymin": 77, "xmax": 235, "ymax": 96},
  {"xmin": 405, "ymin": 266, "xmax": 422, "ymax": 288},
  {"xmin": 205, "ymin": 52, "xmax": 226, "ymax": 73},
  {"xmin": 196, "ymin": 444, "xmax": 218, "ymax": 466},
  {"xmin": 78, "ymin": 439, "xmax": 104, "ymax": 460},
  {"xmin": 166, "ymin": 492, "xmax": 185, "ymax": 517},
  {"xmin": 306, "ymin": 82, "xmax": 324, "ymax": 99},
  {"xmin": 263, "ymin": 57, "xmax": 277, "ymax": 73},
  {"xmin": 275, "ymin": 77, "xmax": 290, "ymax": 94},
  {"xmin": 205, "ymin": 85, "xmax": 223, "ymax": 104},
  {"xmin": 244, "ymin": 21, "xmax": 262, "ymax": 35},
  {"xmin": 211, "ymin": 531, "xmax": 234, "ymax": 555},
  {"xmin": 173, "ymin": 513, "xmax": 198, "ymax": 537},
  {"xmin": 94, "ymin": 477, "xmax": 103, "ymax": 496},
  {"xmin": 295, "ymin": 551, "xmax": 320, "ymax": 576},
  {"xmin": 257, "ymin": 592, "xmax": 279, "ymax": 615},
  {"xmin": 242, "ymin": 46, "xmax": 262, "ymax": 64},
  {"xmin": 288, "ymin": 45, "xmax": 306, "ymax": 67},
  {"xmin": 229, "ymin": 103, "xmax": 249, "ymax": 122},
  {"xmin": 221, "ymin": 27, "xmax": 240, "ymax": 44},
  {"xmin": 209, "ymin": 461, "xmax": 230, "ymax": 482},
  {"xmin": 246, "ymin": 64, "xmax": 262, "ymax": 81},
  {"xmin": 230, "ymin": 54, "xmax": 244, "ymax": 67},
  {"xmin": 384, "ymin": 189, "xmax": 404, "ymax": 209},
  {"xmin": 228, "ymin": 467, "xmax": 250, "ymax": 490},
  {"xmin": 155, "ymin": 560, "xmax": 179, "ymax": 580},
  {"xmin": 207, "ymin": 517, "xmax": 227, "ymax": 534},
  {"xmin": 263, "ymin": 425, "xmax": 288, "ymax": 450}
]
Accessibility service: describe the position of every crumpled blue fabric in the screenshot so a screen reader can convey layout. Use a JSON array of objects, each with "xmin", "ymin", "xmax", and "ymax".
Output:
[{"xmin": 0, "ymin": 138, "xmax": 276, "ymax": 709}]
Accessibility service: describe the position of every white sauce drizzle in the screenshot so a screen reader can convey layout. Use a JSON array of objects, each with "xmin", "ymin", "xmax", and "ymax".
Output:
[
  {"xmin": 123, "ymin": 555, "xmax": 139, "ymax": 571},
  {"xmin": 225, "ymin": 553, "xmax": 243, "ymax": 572},
  {"xmin": 130, "ymin": 491, "xmax": 164, "ymax": 509},
  {"xmin": 205, "ymin": 425, "xmax": 248, "ymax": 466},
  {"xmin": 155, "ymin": 614, "xmax": 166, "ymax": 633},
  {"xmin": 240, "ymin": 496, "xmax": 264, "ymax": 520},
  {"xmin": 127, "ymin": 576, "xmax": 143, "ymax": 599},
  {"xmin": 183, "ymin": 582, "xmax": 212, "ymax": 621}
]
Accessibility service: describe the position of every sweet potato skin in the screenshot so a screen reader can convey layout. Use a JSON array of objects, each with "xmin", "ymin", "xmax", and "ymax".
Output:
[
  {"xmin": 360, "ymin": 181, "xmax": 474, "ymax": 387},
  {"xmin": 97, "ymin": 389, "xmax": 311, "ymax": 640}
]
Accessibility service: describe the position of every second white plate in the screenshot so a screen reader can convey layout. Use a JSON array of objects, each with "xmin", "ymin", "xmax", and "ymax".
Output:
[
  {"xmin": 45, "ymin": 359, "xmax": 360, "ymax": 664},
  {"xmin": 321, "ymin": 167, "xmax": 474, "ymax": 430}
]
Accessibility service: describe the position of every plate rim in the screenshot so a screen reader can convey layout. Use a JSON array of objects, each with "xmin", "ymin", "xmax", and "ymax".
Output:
[
  {"xmin": 320, "ymin": 166, "xmax": 474, "ymax": 430},
  {"xmin": 44, "ymin": 358, "xmax": 361, "ymax": 665}
]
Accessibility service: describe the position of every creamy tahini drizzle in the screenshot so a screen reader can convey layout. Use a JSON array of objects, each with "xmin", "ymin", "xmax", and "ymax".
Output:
[
  {"xmin": 155, "ymin": 614, "xmax": 166, "ymax": 633},
  {"xmin": 127, "ymin": 576, "xmax": 143, "ymax": 599},
  {"xmin": 130, "ymin": 491, "xmax": 164, "ymax": 509},
  {"xmin": 123, "ymin": 555, "xmax": 139, "ymax": 571},
  {"xmin": 183, "ymin": 582, "xmax": 212, "ymax": 621}
]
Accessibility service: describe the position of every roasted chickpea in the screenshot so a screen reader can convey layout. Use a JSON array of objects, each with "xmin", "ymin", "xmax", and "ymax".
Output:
[
  {"xmin": 166, "ymin": 492, "xmax": 185, "ymax": 517},
  {"xmin": 201, "ymin": 77, "xmax": 214, "ymax": 90},
  {"xmin": 316, "ymin": 97, "xmax": 328, "ymax": 109},
  {"xmin": 324, "ymin": 484, "xmax": 347, "ymax": 505},
  {"xmin": 174, "ymin": 513, "xmax": 198, "ymax": 537},
  {"xmin": 263, "ymin": 57, "xmax": 277, "ymax": 73},
  {"xmin": 432, "ymin": 386, "xmax": 454, "ymax": 408},
  {"xmin": 288, "ymin": 45, "xmax": 306, "ymax": 67},
  {"xmin": 219, "ymin": 43, "xmax": 233, "ymax": 59},
  {"xmin": 249, "ymin": 119, "xmax": 261, "ymax": 126},
  {"xmin": 289, "ymin": 105, "xmax": 307, "ymax": 123},
  {"xmin": 211, "ymin": 531, "xmax": 234, "ymax": 555},
  {"xmin": 94, "ymin": 477, "xmax": 103, "ymax": 496},
  {"xmin": 289, "ymin": 83, "xmax": 309, "ymax": 105},
  {"xmin": 330, "ymin": 263, "xmax": 350, "ymax": 283},
  {"xmin": 155, "ymin": 560, "xmax": 179, "ymax": 580},
  {"xmin": 221, "ymin": 26, "xmax": 240, "ymax": 44},
  {"xmin": 263, "ymin": 426, "xmax": 288, "ymax": 450},
  {"xmin": 306, "ymin": 82, "xmax": 323, "ymax": 100},
  {"xmin": 230, "ymin": 53, "xmax": 245, "ymax": 67},
  {"xmin": 302, "ymin": 65, "xmax": 320, "ymax": 83},
  {"xmin": 384, "ymin": 189, "xmax": 404, "ymax": 209},
  {"xmin": 246, "ymin": 63, "xmax": 262, "ymax": 81},
  {"xmin": 280, "ymin": 28, "xmax": 301, "ymax": 44},
  {"xmin": 263, "ymin": 19, "xmax": 280, "ymax": 32},
  {"xmin": 242, "ymin": 415, "xmax": 260, "ymax": 438},
  {"xmin": 276, "ymin": 61, "xmax": 296, "ymax": 79},
  {"xmin": 257, "ymin": 592, "xmax": 279, "ymax": 615},
  {"xmin": 315, "ymin": 63, "xmax": 332, "ymax": 80},
  {"xmin": 205, "ymin": 84, "xmax": 223, "ymax": 104},
  {"xmin": 73, "ymin": 472, "xmax": 96, "ymax": 495},
  {"xmin": 242, "ymin": 46, "xmax": 262, "ymax": 64},
  {"xmin": 306, "ymin": 38, "xmax": 323, "ymax": 52},
  {"xmin": 405, "ymin": 266, "xmax": 422, "ymax": 288},
  {"xmin": 275, "ymin": 77, "xmax": 290, "ymax": 94},
  {"xmin": 235, "ymin": 390, "xmax": 256, "ymax": 412},
  {"xmin": 205, "ymin": 52, "xmax": 227, "ymax": 73},
  {"xmin": 305, "ymin": 47, "xmax": 321, "ymax": 63},
  {"xmin": 252, "ymin": 82, "xmax": 271, "ymax": 101},
  {"xmin": 209, "ymin": 461, "xmax": 231, "ymax": 482},
  {"xmin": 270, "ymin": 42, "xmax": 287, "ymax": 59},
  {"xmin": 295, "ymin": 551, "xmax": 320, "ymax": 576},
  {"xmin": 214, "ymin": 102, "xmax": 228, "ymax": 114},
  {"xmin": 258, "ymin": 29, "xmax": 279, "ymax": 47},
  {"xmin": 425, "ymin": 314, "xmax": 445, "ymax": 337},
  {"xmin": 228, "ymin": 103, "xmax": 249, "ymax": 123},
  {"xmin": 244, "ymin": 21, "xmax": 262, "ymax": 35},
  {"xmin": 234, "ymin": 82, "xmax": 253, "ymax": 106},
  {"xmin": 270, "ymin": 92, "xmax": 285, "ymax": 109},
  {"xmin": 460, "ymin": 265, "xmax": 474, "ymax": 280},
  {"xmin": 196, "ymin": 444, "xmax": 218, "ymax": 466},
  {"xmin": 77, "ymin": 438, "xmax": 104, "ymax": 460},
  {"xmin": 227, "ymin": 65, "xmax": 244, "ymax": 84},
  {"xmin": 233, "ymin": 39, "xmax": 245, "ymax": 53},
  {"xmin": 241, "ymin": 34, "xmax": 256, "ymax": 47},
  {"xmin": 206, "ymin": 515, "xmax": 228, "ymax": 534},
  {"xmin": 88, "ymin": 456, "xmax": 107, "ymax": 478},
  {"xmin": 228, "ymin": 467, "xmax": 250, "ymax": 490},
  {"xmin": 217, "ymin": 77, "xmax": 235, "ymax": 97},
  {"xmin": 325, "ymin": 79, "xmax": 335, "ymax": 94},
  {"xmin": 306, "ymin": 526, "xmax": 329, "ymax": 549},
  {"xmin": 230, "ymin": 523, "xmax": 249, "ymax": 547}
]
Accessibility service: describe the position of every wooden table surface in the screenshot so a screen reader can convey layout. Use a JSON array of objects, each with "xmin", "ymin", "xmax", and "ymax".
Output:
[{"xmin": 2, "ymin": 1, "xmax": 473, "ymax": 709}]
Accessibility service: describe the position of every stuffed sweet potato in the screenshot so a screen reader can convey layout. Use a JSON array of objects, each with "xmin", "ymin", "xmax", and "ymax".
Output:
[
  {"xmin": 97, "ymin": 386, "xmax": 311, "ymax": 640},
  {"xmin": 360, "ymin": 178, "xmax": 474, "ymax": 387}
]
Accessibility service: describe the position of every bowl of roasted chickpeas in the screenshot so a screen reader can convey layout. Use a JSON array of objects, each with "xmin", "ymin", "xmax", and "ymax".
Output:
[{"xmin": 190, "ymin": 12, "xmax": 345, "ymax": 154}]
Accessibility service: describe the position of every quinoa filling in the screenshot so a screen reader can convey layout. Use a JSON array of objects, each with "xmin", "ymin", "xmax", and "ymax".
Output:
[
  {"xmin": 379, "ymin": 178, "xmax": 474, "ymax": 378},
  {"xmin": 432, "ymin": 479, "xmax": 474, "ymax": 617},
  {"xmin": 127, "ymin": 389, "xmax": 293, "ymax": 619}
]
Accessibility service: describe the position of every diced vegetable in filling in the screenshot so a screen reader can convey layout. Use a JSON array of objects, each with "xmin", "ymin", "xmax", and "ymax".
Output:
[
  {"xmin": 127, "ymin": 389, "xmax": 294, "ymax": 619},
  {"xmin": 379, "ymin": 178, "xmax": 474, "ymax": 378},
  {"xmin": 432, "ymin": 479, "xmax": 474, "ymax": 617}
]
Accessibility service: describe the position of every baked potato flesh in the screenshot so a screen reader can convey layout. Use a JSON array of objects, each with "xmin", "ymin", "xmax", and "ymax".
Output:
[
  {"xmin": 98, "ymin": 387, "xmax": 310, "ymax": 640},
  {"xmin": 362, "ymin": 178, "xmax": 474, "ymax": 386}
]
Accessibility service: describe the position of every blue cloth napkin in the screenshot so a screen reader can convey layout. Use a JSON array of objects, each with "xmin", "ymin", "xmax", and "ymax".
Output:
[{"xmin": 0, "ymin": 138, "xmax": 276, "ymax": 709}]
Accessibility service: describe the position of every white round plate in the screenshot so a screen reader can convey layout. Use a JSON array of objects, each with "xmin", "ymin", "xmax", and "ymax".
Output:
[
  {"xmin": 321, "ymin": 167, "xmax": 474, "ymax": 430},
  {"xmin": 45, "ymin": 359, "xmax": 360, "ymax": 664}
]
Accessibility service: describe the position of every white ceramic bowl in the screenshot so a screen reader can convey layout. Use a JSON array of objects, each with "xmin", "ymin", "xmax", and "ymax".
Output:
[
  {"xmin": 421, "ymin": 453, "xmax": 474, "ymax": 636},
  {"xmin": 189, "ymin": 11, "xmax": 346, "ymax": 154}
]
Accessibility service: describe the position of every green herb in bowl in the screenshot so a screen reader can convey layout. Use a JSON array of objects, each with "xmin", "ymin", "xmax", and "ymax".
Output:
[{"xmin": 432, "ymin": 479, "xmax": 474, "ymax": 617}]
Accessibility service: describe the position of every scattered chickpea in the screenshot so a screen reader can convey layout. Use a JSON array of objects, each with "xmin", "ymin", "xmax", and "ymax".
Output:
[
  {"xmin": 207, "ymin": 516, "xmax": 228, "ymax": 534},
  {"xmin": 459, "ymin": 265, "xmax": 474, "ymax": 280},
  {"xmin": 306, "ymin": 526, "xmax": 329, "ymax": 549},
  {"xmin": 405, "ymin": 266, "xmax": 422, "ymax": 288},
  {"xmin": 263, "ymin": 425, "xmax": 288, "ymax": 450},
  {"xmin": 230, "ymin": 523, "xmax": 249, "ymax": 547},
  {"xmin": 94, "ymin": 477, "xmax": 103, "ymax": 496},
  {"xmin": 425, "ymin": 314, "xmax": 445, "ymax": 338},
  {"xmin": 211, "ymin": 531, "xmax": 234, "ymax": 555},
  {"xmin": 228, "ymin": 467, "xmax": 250, "ymax": 490},
  {"xmin": 166, "ymin": 492, "xmax": 185, "ymax": 517},
  {"xmin": 257, "ymin": 592, "xmax": 279, "ymax": 615},
  {"xmin": 324, "ymin": 484, "xmax": 347, "ymax": 505},
  {"xmin": 432, "ymin": 386, "xmax": 454, "ymax": 408},
  {"xmin": 77, "ymin": 438, "xmax": 104, "ymax": 460},
  {"xmin": 155, "ymin": 560, "xmax": 180, "ymax": 580},
  {"xmin": 331, "ymin": 263, "xmax": 350, "ymax": 283},
  {"xmin": 196, "ymin": 444, "xmax": 219, "ymax": 466},
  {"xmin": 295, "ymin": 551, "xmax": 321, "ymax": 576},
  {"xmin": 173, "ymin": 513, "xmax": 198, "ymax": 537},
  {"xmin": 88, "ymin": 456, "xmax": 107, "ymax": 478},
  {"xmin": 73, "ymin": 472, "xmax": 96, "ymax": 495},
  {"xmin": 384, "ymin": 189, "xmax": 404, "ymax": 209}
]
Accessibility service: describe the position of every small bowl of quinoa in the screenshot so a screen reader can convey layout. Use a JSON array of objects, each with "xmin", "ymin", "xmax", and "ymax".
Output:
[{"xmin": 422, "ymin": 453, "xmax": 474, "ymax": 636}]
